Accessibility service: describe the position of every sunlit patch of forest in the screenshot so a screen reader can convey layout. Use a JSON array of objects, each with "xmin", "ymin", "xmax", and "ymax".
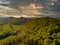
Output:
[{"xmin": 0, "ymin": 17, "xmax": 60, "ymax": 45}]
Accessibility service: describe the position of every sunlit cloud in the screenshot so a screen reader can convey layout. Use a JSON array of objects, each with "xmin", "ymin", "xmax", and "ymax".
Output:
[{"xmin": 19, "ymin": 3, "xmax": 44, "ymax": 15}]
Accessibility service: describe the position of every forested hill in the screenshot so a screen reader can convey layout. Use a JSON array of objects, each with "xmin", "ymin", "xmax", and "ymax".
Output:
[{"xmin": 0, "ymin": 17, "xmax": 60, "ymax": 45}]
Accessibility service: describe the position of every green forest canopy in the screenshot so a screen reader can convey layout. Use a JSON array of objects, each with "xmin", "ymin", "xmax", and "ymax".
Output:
[{"xmin": 0, "ymin": 17, "xmax": 60, "ymax": 45}]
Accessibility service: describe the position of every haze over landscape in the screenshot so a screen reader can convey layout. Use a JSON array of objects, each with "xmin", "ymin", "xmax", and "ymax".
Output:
[{"xmin": 0, "ymin": 0, "xmax": 60, "ymax": 18}]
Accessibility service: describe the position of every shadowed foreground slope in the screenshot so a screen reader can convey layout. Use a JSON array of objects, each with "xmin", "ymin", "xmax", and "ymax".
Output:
[{"xmin": 0, "ymin": 18, "xmax": 60, "ymax": 45}]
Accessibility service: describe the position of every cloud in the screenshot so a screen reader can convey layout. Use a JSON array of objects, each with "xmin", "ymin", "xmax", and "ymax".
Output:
[
  {"xmin": 0, "ymin": 0, "xmax": 11, "ymax": 4},
  {"xmin": 0, "ymin": 0, "xmax": 60, "ymax": 18}
]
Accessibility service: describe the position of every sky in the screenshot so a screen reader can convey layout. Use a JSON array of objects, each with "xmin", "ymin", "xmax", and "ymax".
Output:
[{"xmin": 0, "ymin": 0, "xmax": 60, "ymax": 18}]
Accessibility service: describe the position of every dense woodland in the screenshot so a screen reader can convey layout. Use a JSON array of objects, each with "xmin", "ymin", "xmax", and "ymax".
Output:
[{"xmin": 0, "ymin": 17, "xmax": 60, "ymax": 45}]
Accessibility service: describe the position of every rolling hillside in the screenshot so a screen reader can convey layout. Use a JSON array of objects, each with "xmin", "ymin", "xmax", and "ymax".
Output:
[{"xmin": 0, "ymin": 17, "xmax": 60, "ymax": 45}]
